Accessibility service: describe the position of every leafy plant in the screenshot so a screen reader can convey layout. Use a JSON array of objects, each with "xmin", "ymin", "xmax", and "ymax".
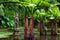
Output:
[{"xmin": 0, "ymin": 15, "xmax": 14, "ymax": 28}]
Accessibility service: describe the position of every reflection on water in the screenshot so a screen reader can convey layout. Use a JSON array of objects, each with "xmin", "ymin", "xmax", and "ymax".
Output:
[
  {"xmin": 40, "ymin": 36, "xmax": 45, "ymax": 40},
  {"xmin": 9, "ymin": 35, "xmax": 60, "ymax": 40},
  {"xmin": 1, "ymin": 35, "xmax": 60, "ymax": 40},
  {"xmin": 51, "ymin": 36, "xmax": 58, "ymax": 40},
  {"xmin": 40, "ymin": 35, "xmax": 58, "ymax": 40}
]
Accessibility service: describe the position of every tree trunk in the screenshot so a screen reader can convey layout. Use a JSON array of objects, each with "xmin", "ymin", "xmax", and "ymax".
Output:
[
  {"xmin": 55, "ymin": 22, "xmax": 58, "ymax": 35},
  {"xmin": 51, "ymin": 21, "xmax": 57, "ymax": 35},
  {"xmin": 24, "ymin": 16, "xmax": 29, "ymax": 40},
  {"xmin": 40, "ymin": 22, "xmax": 44, "ymax": 35},
  {"xmin": 29, "ymin": 16, "xmax": 35, "ymax": 40},
  {"xmin": 51, "ymin": 22, "xmax": 54, "ymax": 35},
  {"xmin": 53, "ymin": 21, "xmax": 58, "ymax": 35}
]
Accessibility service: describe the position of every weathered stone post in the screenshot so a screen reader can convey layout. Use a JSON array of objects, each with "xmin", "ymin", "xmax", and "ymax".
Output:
[
  {"xmin": 29, "ymin": 16, "xmax": 35, "ymax": 40},
  {"xmin": 24, "ymin": 16, "xmax": 29, "ymax": 40},
  {"xmin": 13, "ymin": 14, "xmax": 20, "ymax": 40}
]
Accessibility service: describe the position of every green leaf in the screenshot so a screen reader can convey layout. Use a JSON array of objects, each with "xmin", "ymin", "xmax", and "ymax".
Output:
[
  {"xmin": 4, "ymin": 16, "xmax": 10, "ymax": 21},
  {"xmin": 0, "ymin": 4, "xmax": 4, "ymax": 16},
  {"xmin": 10, "ymin": 20, "xmax": 14, "ymax": 27},
  {"xmin": 1, "ymin": 20, "xmax": 5, "ymax": 25}
]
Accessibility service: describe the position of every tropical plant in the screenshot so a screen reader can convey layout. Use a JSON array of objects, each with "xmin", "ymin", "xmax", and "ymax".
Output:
[{"xmin": 0, "ymin": 15, "xmax": 14, "ymax": 28}]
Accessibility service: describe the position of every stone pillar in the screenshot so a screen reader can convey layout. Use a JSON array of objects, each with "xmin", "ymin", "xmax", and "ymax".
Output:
[{"xmin": 13, "ymin": 14, "xmax": 20, "ymax": 40}]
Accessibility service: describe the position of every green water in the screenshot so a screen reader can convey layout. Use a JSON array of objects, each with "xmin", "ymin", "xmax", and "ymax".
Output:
[
  {"xmin": 0, "ymin": 32, "xmax": 60, "ymax": 40},
  {"xmin": 40, "ymin": 35, "xmax": 59, "ymax": 40},
  {"xmin": 0, "ymin": 28, "xmax": 60, "ymax": 40},
  {"xmin": 7, "ymin": 35, "xmax": 60, "ymax": 40}
]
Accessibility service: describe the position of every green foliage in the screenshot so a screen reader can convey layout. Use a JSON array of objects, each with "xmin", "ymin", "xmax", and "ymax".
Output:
[
  {"xmin": 46, "ymin": 6, "xmax": 60, "ymax": 20},
  {"xmin": 33, "ymin": 9, "xmax": 46, "ymax": 22},
  {"xmin": 0, "ymin": 16, "xmax": 14, "ymax": 28},
  {"xmin": 17, "ymin": 0, "xmax": 60, "ymax": 24},
  {"xmin": 0, "ymin": 0, "xmax": 60, "ymax": 27},
  {"xmin": 0, "ymin": 0, "xmax": 19, "ymax": 2},
  {"xmin": 0, "ymin": 4, "xmax": 4, "ymax": 16},
  {"xmin": 38, "ymin": 1, "xmax": 51, "ymax": 8}
]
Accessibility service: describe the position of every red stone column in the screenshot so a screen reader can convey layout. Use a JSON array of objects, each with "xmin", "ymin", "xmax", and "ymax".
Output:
[
  {"xmin": 29, "ymin": 16, "xmax": 35, "ymax": 40},
  {"xmin": 24, "ymin": 16, "xmax": 29, "ymax": 40}
]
